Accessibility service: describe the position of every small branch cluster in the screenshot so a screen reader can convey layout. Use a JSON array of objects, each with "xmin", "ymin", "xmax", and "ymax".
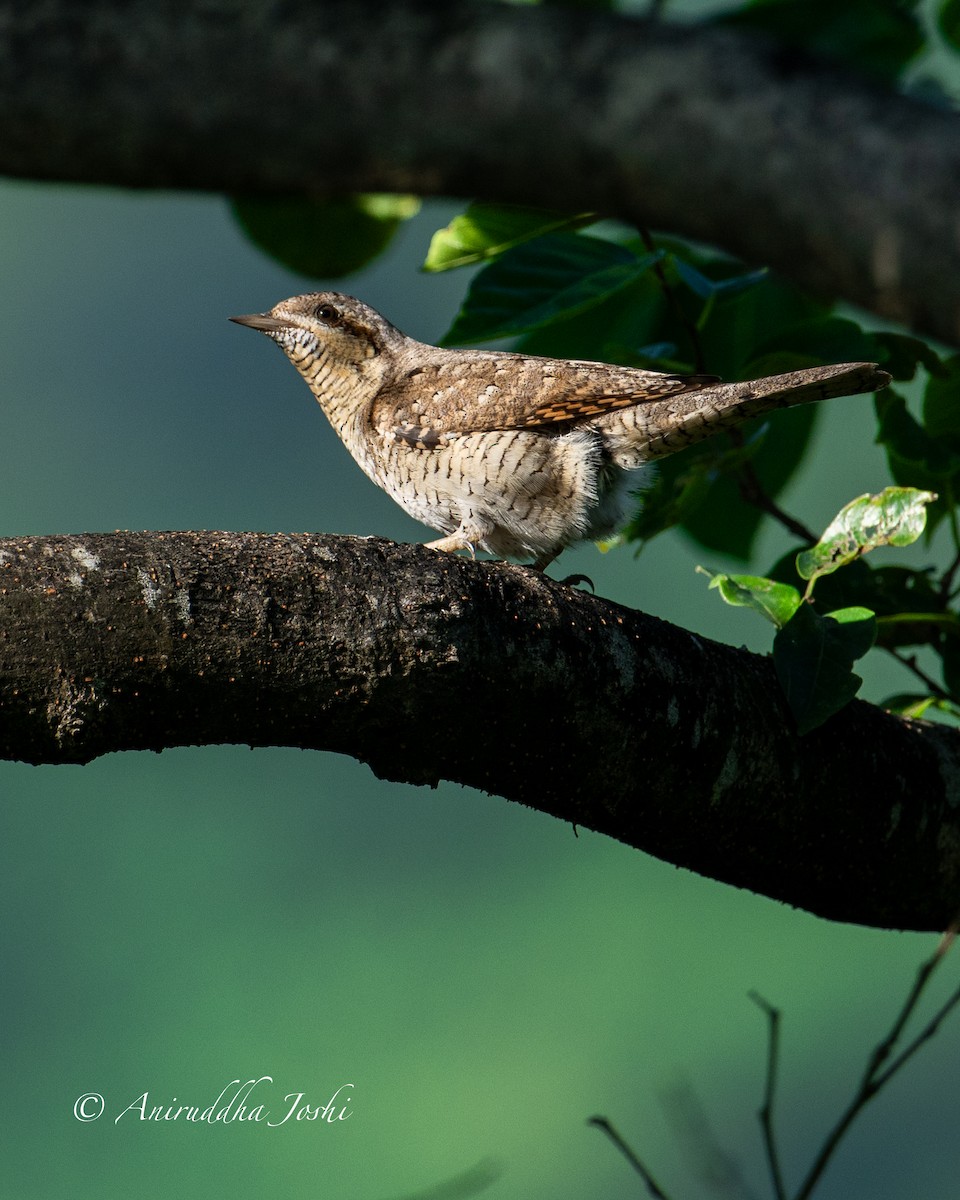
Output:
[{"xmin": 590, "ymin": 929, "xmax": 960, "ymax": 1199}]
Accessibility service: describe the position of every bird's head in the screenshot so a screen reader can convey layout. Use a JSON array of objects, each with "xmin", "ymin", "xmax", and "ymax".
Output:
[{"xmin": 230, "ymin": 292, "xmax": 405, "ymax": 383}]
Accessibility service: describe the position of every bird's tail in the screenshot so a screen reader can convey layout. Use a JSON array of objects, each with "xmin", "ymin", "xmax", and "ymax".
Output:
[{"xmin": 604, "ymin": 362, "xmax": 891, "ymax": 466}]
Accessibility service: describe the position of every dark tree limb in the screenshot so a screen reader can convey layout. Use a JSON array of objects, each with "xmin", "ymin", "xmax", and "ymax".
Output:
[
  {"xmin": 2, "ymin": 530, "xmax": 959, "ymax": 932},
  {"xmin": 2, "ymin": 2, "xmax": 960, "ymax": 344}
]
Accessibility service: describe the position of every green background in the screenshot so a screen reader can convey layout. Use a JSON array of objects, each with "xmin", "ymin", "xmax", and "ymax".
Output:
[{"xmin": 1, "ymin": 181, "xmax": 957, "ymax": 1199}]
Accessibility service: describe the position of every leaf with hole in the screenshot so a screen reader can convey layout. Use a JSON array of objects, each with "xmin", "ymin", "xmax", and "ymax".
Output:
[{"xmin": 796, "ymin": 487, "xmax": 937, "ymax": 584}]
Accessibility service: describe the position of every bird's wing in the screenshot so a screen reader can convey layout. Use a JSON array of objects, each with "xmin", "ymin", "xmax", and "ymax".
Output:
[{"xmin": 371, "ymin": 352, "xmax": 718, "ymax": 448}]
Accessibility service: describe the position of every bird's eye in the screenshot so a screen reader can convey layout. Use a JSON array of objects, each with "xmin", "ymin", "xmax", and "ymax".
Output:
[{"xmin": 315, "ymin": 303, "xmax": 342, "ymax": 326}]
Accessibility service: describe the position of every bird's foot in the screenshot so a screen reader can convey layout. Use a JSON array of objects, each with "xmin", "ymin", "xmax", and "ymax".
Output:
[
  {"xmin": 558, "ymin": 573, "xmax": 595, "ymax": 591},
  {"xmin": 424, "ymin": 534, "xmax": 477, "ymax": 558}
]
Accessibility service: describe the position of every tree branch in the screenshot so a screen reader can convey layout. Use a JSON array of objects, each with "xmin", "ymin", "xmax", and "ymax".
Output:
[
  {"xmin": 2, "ymin": 530, "xmax": 959, "ymax": 932},
  {"xmin": 1, "ymin": 2, "xmax": 959, "ymax": 343}
]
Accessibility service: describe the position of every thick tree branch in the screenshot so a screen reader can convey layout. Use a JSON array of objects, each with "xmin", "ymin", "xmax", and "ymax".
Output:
[
  {"xmin": 2, "ymin": 2, "xmax": 960, "ymax": 343},
  {"xmin": 2, "ymin": 530, "xmax": 959, "ymax": 932}
]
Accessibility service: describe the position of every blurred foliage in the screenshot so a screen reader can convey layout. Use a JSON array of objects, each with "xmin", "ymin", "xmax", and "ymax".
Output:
[
  {"xmin": 231, "ymin": 194, "xmax": 421, "ymax": 279},
  {"xmin": 942, "ymin": 0, "xmax": 960, "ymax": 49},
  {"xmin": 717, "ymin": 0, "xmax": 925, "ymax": 81}
]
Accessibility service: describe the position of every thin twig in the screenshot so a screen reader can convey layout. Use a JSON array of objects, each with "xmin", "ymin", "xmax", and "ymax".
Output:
[
  {"xmin": 793, "ymin": 927, "xmax": 959, "ymax": 1200},
  {"xmin": 735, "ymin": 458, "xmax": 818, "ymax": 544},
  {"xmin": 884, "ymin": 647, "xmax": 950, "ymax": 700},
  {"xmin": 588, "ymin": 1116, "xmax": 675, "ymax": 1200},
  {"xmin": 748, "ymin": 992, "xmax": 788, "ymax": 1200},
  {"xmin": 655, "ymin": 1076, "xmax": 758, "ymax": 1200},
  {"xmin": 875, "ymin": 978, "xmax": 960, "ymax": 1087},
  {"xmin": 866, "ymin": 930, "xmax": 954, "ymax": 1078},
  {"xmin": 873, "ymin": 929, "xmax": 959, "ymax": 1087}
]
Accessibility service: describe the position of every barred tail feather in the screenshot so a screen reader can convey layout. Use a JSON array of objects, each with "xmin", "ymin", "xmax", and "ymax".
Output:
[{"xmin": 612, "ymin": 362, "xmax": 891, "ymax": 465}]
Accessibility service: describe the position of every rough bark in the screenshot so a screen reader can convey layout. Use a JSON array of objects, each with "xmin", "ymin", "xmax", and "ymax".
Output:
[
  {"xmin": 1, "ymin": 2, "xmax": 959, "ymax": 343},
  {"xmin": 2, "ymin": 530, "xmax": 959, "ymax": 932}
]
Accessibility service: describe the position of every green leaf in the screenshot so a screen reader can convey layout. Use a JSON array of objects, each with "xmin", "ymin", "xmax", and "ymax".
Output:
[
  {"xmin": 875, "ymin": 390, "xmax": 960, "ymax": 501},
  {"xmin": 748, "ymin": 315, "xmax": 882, "ymax": 369},
  {"xmin": 875, "ymin": 391, "xmax": 957, "ymax": 477},
  {"xmin": 633, "ymin": 341, "xmax": 678, "ymax": 363},
  {"xmin": 703, "ymin": 570, "xmax": 801, "ymax": 627},
  {"xmin": 423, "ymin": 204, "xmax": 596, "ymax": 272},
  {"xmin": 923, "ymin": 352, "xmax": 960, "ymax": 444},
  {"xmin": 881, "ymin": 693, "xmax": 939, "ymax": 718},
  {"xmin": 875, "ymin": 392, "xmax": 960, "ymax": 537},
  {"xmin": 624, "ymin": 425, "xmax": 770, "ymax": 547},
  {"xmin": 875, "ymin": 392, "xmax": 927, "ymax": 472},
  {"xmin": 672, "ymin": 258, "xmax": 768, "ymax": 300},
  {"xmin": 230, "ymin": 194, "xmax": 420, "ymax": 279},
  {"xmin": 671, "ymin": 258, "xmax": 715, "ymax": 299},
  {"xmin": 694, "ymin": 274, "xmax": 828, "ymax": 379},
  {"xmin": 770, "ymin": 549, "xmax": 956, "ymax": 655},
  {"xmin": 796, "ymin": 487, "xmax": 937, "ymax": 583},
  {"xmin": 888, "ymin": 694, "xmax": 960, "ymax": 722},
  {"xmin": 625, "ymin": 237, "xmax": 830, "ymax": 379},
  {"xmin": 859, "ymin": 565, "xmax": 941, "ymax": 616},
  {"xmin": 678, "ymin": 404, "xmax": 818, "ymax": 559},
  {"xmin": 828, "ymin": 606, "xmax": 880, "ymax": 648},
  {"xmin": 872, "ymin": 332, "xmax": 943, "ymax": 382},
  {"xmin": 441, "ymin": 234, "xmax": 662, "ymax": 344},
  {"xmin": 622, "ymin": 455, "xmax": 715, "ymax": 545},
  {"xmin": 939, "ymin": 0, "xmax": 960, "ymax": 50},
  {"xmin": 940, "ymin": 634, "xmax": 960, "ymax": 701},
  {"xmin": 774, "ymin": 603, "xmax": 878, "ymax": 734},
  {"xmin": 876, "ymin": 610, "xmax": 960, "ymax": 649},
  {"xmin": 707, "ymin": 267, "xmax": 770, "ymax": 298},
  {"xmin": 513, "ymin": 272, "xmax": 668, "ymax": 365},
  {"xmin": 767, "ymin": 553, "xmax": 948, "ymax": 648}
]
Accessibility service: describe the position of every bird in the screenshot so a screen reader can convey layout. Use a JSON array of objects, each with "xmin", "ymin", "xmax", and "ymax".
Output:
[{"xmin": 230, "ymin": 292, "xmax": 890, "ymax": 570}]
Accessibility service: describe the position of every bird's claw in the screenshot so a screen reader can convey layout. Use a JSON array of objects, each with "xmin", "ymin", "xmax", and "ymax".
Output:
[{"xmin": 558, "ymin": 573, "xmax": 595, "ymax": 591}]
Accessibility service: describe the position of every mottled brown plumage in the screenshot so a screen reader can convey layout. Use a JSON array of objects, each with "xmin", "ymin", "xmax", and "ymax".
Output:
[{"xmin": 231, "ymin": 292, "xmax": 890, "ymax": 569}]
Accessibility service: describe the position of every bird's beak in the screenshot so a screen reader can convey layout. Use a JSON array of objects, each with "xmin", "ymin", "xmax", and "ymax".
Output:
[{"xmin": 229, "ymin": 313, "xmax": 291, "ymax": 333}]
